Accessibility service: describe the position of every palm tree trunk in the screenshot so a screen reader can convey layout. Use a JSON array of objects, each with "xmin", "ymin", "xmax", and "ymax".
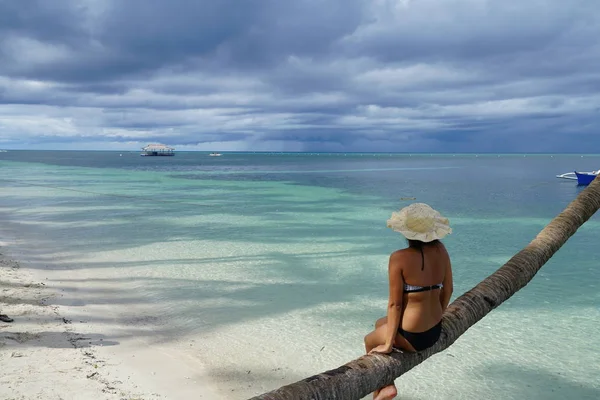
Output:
[{"xmin": 249, "ymin": 176, "xmax": 600, "ymax": 400}]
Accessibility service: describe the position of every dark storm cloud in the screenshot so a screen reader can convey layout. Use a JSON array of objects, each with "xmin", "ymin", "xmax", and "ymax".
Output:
[
  {"xmin": 0, "ymin": 0, "xmax": 599, "ymax": 152},
  {"xmin": 0, "ymin": 0, "xmax": 84, "ymax": 43}
]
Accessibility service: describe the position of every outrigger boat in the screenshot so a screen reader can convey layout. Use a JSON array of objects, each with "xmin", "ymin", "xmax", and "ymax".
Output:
[{"xmin": 556, "ymin": 170, "xmax": 599, "ymax": 185}]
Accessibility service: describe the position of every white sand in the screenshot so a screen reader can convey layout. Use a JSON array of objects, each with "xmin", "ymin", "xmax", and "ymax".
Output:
[{"xmin": 0, "ymin": 244, "xmax": 224, "ymax": 400}]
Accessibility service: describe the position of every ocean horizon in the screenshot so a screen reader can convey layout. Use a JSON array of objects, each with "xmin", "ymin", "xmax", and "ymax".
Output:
[
  {"xmin": 1, "ymin": 151, "xmax": 599, "ymax": 399},
  {"xmin": 2, "ymin": 148, "xmax": 600, "ymax": 154}
]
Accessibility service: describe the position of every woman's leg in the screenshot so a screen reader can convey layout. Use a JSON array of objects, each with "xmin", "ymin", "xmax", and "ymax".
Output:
[
  {"xmin": 364, "ymin": 322, "xmax": 416, "ymax": 400},
  {"xmin": 364, "ymin": 322, "xmax": 415, "ymax": 354}
]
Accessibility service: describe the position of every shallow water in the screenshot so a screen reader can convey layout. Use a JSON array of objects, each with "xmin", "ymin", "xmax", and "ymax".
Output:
[{"xmin": 1, "ymin": 151, "xmax": 599, "ymax": 399}]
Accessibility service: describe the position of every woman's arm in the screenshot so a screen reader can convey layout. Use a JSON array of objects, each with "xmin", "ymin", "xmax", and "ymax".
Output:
[
  {"xmin": 383, "ymin": 252, "xmax": 404, "ymax": 349},
  {"xmin": 440, "ymin": 257, "xmax": 453, "ymax": 311}
]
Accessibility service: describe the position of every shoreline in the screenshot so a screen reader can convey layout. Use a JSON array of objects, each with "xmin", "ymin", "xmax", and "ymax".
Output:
[{"xmin": 0, "ymin": 241, "xmax": 223, "ymax": 400}]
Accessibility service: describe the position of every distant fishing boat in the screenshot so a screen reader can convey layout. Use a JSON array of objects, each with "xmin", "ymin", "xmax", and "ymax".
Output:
[
  {"xmin": 141, "ymin": 144, "xmax": 175, "ymax": 156},
  {"xmin": 209, "ymin": 152, "xmax": 222, "ymax": 157},
  {"xmin": 556, "ymin": 170, "xmax": 599, "ymax": 185}
]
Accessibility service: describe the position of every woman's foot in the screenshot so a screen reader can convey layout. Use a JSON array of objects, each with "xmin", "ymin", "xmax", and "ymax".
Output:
[{"xmin": 374, "ymin": 384, "xmax": 397, "ymax": 400}]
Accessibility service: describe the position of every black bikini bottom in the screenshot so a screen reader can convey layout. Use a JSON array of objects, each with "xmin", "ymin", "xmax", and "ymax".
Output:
[{"xmin": 398, "ymin": 321, "xmax": 442, "ymax": 351}]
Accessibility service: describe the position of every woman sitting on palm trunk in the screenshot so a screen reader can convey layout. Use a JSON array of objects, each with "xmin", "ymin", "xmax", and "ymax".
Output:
[{"xmin": 364, "ymin": 203, "xmax": 454, "ymax": 400}]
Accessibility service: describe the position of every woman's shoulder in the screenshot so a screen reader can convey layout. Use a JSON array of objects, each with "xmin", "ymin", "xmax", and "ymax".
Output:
[
  {"xmin": 434, "ymin": 241, "xmax": 450, "ymax": 256},
  {"xmin": 390, "ymin": 248, "xmax": 411, "ymax": 257},
  {"xmin": 389, "ymin": 248, "xmax": 416, "ymax": 264}
]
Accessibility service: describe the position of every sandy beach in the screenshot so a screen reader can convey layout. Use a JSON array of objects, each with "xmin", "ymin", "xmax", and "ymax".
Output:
[{"xmin": 0, "ymin": 241, "xmax": 223, "ymax": 400}]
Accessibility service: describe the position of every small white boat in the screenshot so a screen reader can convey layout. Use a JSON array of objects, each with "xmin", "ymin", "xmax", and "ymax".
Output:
[{"xmin": 209, "ymin": 152, "xmax": 222, "ymax": 157}]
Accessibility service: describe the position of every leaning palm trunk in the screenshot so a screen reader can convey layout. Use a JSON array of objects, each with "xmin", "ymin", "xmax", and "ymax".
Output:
[{"xmin": 250, "ymin": 176, "xmax": 600, "ymax": 400}]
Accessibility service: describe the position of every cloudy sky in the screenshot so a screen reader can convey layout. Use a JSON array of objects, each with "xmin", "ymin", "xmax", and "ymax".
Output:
[{"xmin": 1, "ymin": 0, "xmax": 599, "ymax": 152}]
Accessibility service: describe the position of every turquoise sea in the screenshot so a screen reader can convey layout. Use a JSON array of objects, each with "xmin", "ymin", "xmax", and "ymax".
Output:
[{"xmin": 1, "ymin": 151, "xmax": 599, "ymax": 399}]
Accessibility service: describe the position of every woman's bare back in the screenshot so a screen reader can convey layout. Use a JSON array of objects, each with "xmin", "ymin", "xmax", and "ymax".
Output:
[{"xmin": 394, "ymin": 241, "xmax": 452, "ymax": 332}]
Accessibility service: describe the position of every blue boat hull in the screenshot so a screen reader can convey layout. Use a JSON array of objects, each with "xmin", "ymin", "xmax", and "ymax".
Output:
[{"xmin": 575, "ymin": 172, "xmax": 597, "ymax": 185}]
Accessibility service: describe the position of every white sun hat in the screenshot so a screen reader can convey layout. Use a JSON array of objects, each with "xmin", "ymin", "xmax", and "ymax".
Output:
[{"xmin": 386, "ymin": 203, "xmax": 452, "ymax": 242}]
